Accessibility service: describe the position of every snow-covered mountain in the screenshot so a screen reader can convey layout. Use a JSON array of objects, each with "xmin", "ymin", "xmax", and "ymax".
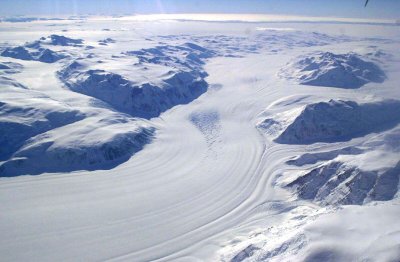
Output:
[
  {"xmin": 0, "ymin": 15, "xmax": 399, "ymax": 262},
  {"xmin": 58, "ymin": 42, "xmax": 211, "ymax": 118},
  {"xmin": 258, "ymin": 99, "xmax": 400, "ymax": 144},
  {"xmin": 279, "ymin": 51, "xmax": 386, "ymax": 88}
]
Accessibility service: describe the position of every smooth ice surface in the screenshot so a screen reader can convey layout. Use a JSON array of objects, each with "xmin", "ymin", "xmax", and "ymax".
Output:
[{"xmin": 0, "ymin": 15, "xmax": 399, "ymax": 262}]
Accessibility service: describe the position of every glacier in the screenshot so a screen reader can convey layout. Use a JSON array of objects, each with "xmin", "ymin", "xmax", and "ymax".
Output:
[{"xmin": 0, "ymin": 14, "xmax": 399, "ymax": 262}]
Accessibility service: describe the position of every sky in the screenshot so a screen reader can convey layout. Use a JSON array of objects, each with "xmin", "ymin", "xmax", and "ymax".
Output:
[{"xmin": 0, "ymin": 0, "xmax": 399, "ymax": 20}]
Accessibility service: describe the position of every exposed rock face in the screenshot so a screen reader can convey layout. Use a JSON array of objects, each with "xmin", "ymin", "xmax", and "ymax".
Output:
[
  {"xmin": 0, "ymin": 61, "xmax": 23, "ymax": 74},
  {"xmin": 98, "ymin": 38, "xmax": 116, "ymax": 45},
  {"xmin": 0, "ymin": 77, "xmax": 154, "ymax": 176},
  {"xmin": 24, "ymin": 34, "xmax": 83, "ymax": 47},
  {"xmin": 1, "ymin": 46, "xmax": 33, "ymax": 60},
  {"xmin": 275, "ymin": 99, "xmax": 400, "ymax": 144},
  {"xmin": 1, "ymin": 46, "xmax": 66, "ymax": 63},
  {"xmin": 287, "ymin": 161, "xmax": 400, "ymax": 205},
  {"xmin": 0, "ymin": 117, "xmax": 155, "ymax": 177},
  {"xmin": 124, "ymin": 43, "xmax": 215, "ymax": 69},
  {"xmin": 40, "ymin": 34, "xmax": 83, "ymax": 46},
  {"xmin": 0, "ymin": 78, "xmax": 85, "ymax": 162},
  {"xmin": 59, "ymin": 43, "xmax": 212, "ymax": 119},
  {"xmin": 1, "ymin": 34, "xmax": 82, "ymax": 63}
]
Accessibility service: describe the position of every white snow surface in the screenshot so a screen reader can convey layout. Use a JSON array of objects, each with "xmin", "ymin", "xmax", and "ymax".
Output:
[
  {"xmin": 258, "ymin": 99, "xmax": 400, "ymax": 144},
  {"xmin": 278, "ymin": 51, "xmax": 386, "ymax": 88},
  {"xmin": 0, "ymin": 15, "xmax": 400, "ymax": 262},
  {"xmin": 58, "ymin": 42, "xmax": 210, "ymax": 118}
]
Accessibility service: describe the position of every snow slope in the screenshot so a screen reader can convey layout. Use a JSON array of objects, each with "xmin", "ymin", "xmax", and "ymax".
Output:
[
  {"xmin": 0, "ymin": 76, "xmax": 84, "ymax": 162},
  {"xmin": 260, "ymin": 99, "xmax": 400, "ymax": 144},
  {"xmin": 286, "ymin": 160, "xmax": 400, "ymax": 205},
  {"xmin": 36, "ymin": 34, "xmax": 84, "ymax": 47},
  {"xmin": 0, "ymin": 35, "xmax": 157, "ymax": 175},
  {"xmin": 0, "ymin": 61, "xmax": 23, "ymax": 74},
  {"xmin": 0, "ymin": 34, "xmax": 85, "ymax": 63},
  {"xmin": 58, "ymin": 43, "xmax": 210, "ymax": 118},
  {"xmin": 0, "ymin": 73, "xmax": 155, "ymax": 176},
  {"xmin": 0, "ymin": 15, "xmax": 399, "ymax": 262},
  {"xmin": 1, "ymin": 46, "xmax": 66, "ymax": 63},
  {"xmin": 279, "ymin": 52, "xmax": 386, "ymax": 88},
  {"xmin": 218, "ymin": 202, "xmax": 400, "ymax": 262},
  {"xmin": 1, "ymin": 115, "xmax": 155, "ymax": 176}
]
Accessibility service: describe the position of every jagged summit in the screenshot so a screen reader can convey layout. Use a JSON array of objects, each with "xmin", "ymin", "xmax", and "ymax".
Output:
[
  {"xmin": 40, "ymin": 34, "xmax": 83, "ymax": 46},
  {"xmin": 1, "ymin": 45, "xmax": 66, "ymax": 63},
  {"xmin": 0, "ymin": 34, "xmax": 82, "ymax": 63}
]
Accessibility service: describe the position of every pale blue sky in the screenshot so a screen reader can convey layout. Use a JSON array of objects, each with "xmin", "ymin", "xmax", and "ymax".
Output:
[{"xmin": 0, "ymin": 0, "xmax": 399, "ymax": 19}]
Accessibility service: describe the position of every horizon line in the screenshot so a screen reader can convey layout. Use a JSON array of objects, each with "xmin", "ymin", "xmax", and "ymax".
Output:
[{"xmin": 1, "ymin": 13, "xmax": 397, "ymax": 25}]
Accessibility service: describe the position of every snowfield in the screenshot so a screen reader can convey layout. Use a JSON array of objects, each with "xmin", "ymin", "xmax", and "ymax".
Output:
[
  {"xmin": 0, "ymin": 15, "xmax": 399, "ymax": 262},
  {"xmin": 58, "ymin": 42, "xmax": 210, "ymax": 118},
  {"xmin": 259, "ymin": 99, "xmax": 400, "ymax": 144},
  {"xmin": 278, "ymin": 51, "xmax": 386, "ymax": 88}
]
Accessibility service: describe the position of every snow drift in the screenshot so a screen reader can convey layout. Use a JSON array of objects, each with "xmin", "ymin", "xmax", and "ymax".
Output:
[
  {"xmin": 259, "ymin": 99, "xmax": 400, "ymax": 144},
  {"xmin": 279, "ymin": 52, "xmax": 386, "ymax": 88}
]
